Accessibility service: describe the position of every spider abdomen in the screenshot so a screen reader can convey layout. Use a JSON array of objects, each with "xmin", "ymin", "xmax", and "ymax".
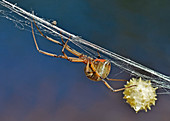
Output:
[{"xmin": 84, "ymin": 60, "xmax": 111, "ymax": 81}]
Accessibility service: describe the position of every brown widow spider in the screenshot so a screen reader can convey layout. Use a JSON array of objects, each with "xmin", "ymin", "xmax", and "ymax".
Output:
[{"xmin": 31, "ymin": 20, "xmax": 135, "ymax": 92}]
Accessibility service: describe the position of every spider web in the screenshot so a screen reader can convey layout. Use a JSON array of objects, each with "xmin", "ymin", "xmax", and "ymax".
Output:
[{"xmin": 1, "ymin": 0, "xmax": 170, "ymax": 94}]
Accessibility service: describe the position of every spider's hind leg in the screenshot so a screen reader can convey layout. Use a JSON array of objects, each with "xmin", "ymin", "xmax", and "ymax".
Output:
[{"xmin": 102, "ymin": 79, "xmax": 136, "ymax": 92}]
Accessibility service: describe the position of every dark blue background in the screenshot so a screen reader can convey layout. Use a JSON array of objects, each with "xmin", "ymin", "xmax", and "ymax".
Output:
[{"xmin": 0, "ymin": 0, "xmax": 170, "ymax": 121}]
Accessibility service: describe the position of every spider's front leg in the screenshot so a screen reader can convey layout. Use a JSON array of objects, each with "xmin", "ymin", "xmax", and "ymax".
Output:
[
  {"xmin": 31, "ymin": 22, "xmax": 85, "ymax": 63},
  {"xmin": 31, "ymin": 22, "xmax": 62, "ymax": 58},
  {"xmin": 60, "ymin": 36, "xmax": 72, "ymax": 61}
]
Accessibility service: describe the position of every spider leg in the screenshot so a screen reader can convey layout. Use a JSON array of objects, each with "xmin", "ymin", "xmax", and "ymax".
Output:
[
  {"xmin": 85, "ymin": 61, "xmax": 90, "ymax": 72},
  {"xmin": 102, "ymin": 79, "xmax": 115, "ymax": 91},
  {"xmin": 33, "ymin": 19, "xmax": 82, "ymax": 57},
  {"xmin": 31, "ymin": 22, "xmax": 59, "ymax": 57},
  {"xmin": 106, "ymin": 77, "xmax": 128, "ymax": 81},
  {"xmin": 60, "ymin": 32, "xmax": 66, "ymax": 44},
  {"xmin": 102, "ymin": 79, "xmax": 136, "ymax": 92},
  {"xmin": 61, "ymin": 36, "xmax": 72, "ymax": 61},
  {"xmin": 90, "ymin": 62, "xmax": 101, "ymax": 78},
  {"xmin": 33, "ymin": 20, "xmax": 63, "ymax": 46},
  {"xmin": 97, "ymin": 50, "xmax": 101, "ymax": 58},
  {"xmin": 31, "ymin": 22, "xmax": 85, "ymax": 62}
]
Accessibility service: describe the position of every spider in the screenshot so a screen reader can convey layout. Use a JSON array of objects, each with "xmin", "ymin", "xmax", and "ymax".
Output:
[{"xmin": 31, "ymin": 20, "xmax": 135, "ymax": 92}]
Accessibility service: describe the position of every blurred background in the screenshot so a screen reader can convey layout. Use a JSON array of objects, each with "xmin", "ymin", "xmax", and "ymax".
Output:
[{"xmin": 0, "ymin": 0, "xmax": 170, "ymax": 121}]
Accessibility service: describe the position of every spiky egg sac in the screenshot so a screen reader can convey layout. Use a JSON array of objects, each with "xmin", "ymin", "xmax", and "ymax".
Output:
[{"xmin": 123, "ymin": 78, "xmax": 158, "ymax": 113}]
